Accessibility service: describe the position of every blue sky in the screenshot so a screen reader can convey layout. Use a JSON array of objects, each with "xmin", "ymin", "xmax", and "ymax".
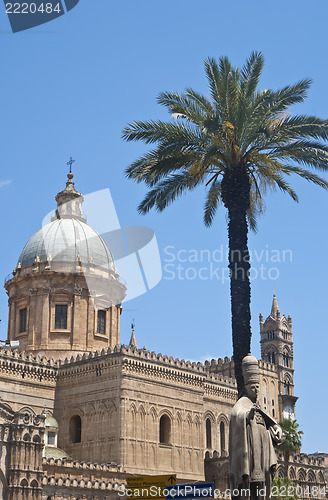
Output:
[{"xmin": 0, "ymin": 0, "xmax": 327, "ymax": 453}]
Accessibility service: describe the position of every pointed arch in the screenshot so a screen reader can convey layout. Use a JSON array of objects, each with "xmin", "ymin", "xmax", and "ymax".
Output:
[
  {"xmin": 138, "ymin": 404, "xmax": 146, "ymax": 440},
  {"xmin": 129, "ymin": 403, "xmax": 137, "ymax": 439},
  {"xmin": 277, "ymin": 465, "xmax": 285, "ymax": 478},
  {"xmin": 289, "ymin": 467, "xmax": 296, "ymax": 480},
  {"xmin": 205, "ymin": 418, "xmax": 212, "ymax": 449},
  {"xmin": 307, "ymin": 470, "xmax": 316, "ymax": 482},
  {"xmin": 175, "ymin": 411, "xmax": 182, "ymax": 446},
  {"xmin": 159, "ymin": 414, "xmax": 171, "ymax": 444},
  {"xmin": 186, "ymin": 413, "xmax": 192, "ymax": 447},
  {"xmin": 194, "ymin": 415, "xmax": 201, "ymax": 448},
  {"xmin": 297, "ymin": 468, "xmax": 306, "ymax": 481},
  {"xmin": 69, "ymin": 414, "xmax": 82, "ymax": 443},
  {"xmin": 150, "ymin": 406, "xmax": 157, "ymax": 442},
  {"xmin": 318, "ymin": 471, "xmax": 325, "ymax": 483}
]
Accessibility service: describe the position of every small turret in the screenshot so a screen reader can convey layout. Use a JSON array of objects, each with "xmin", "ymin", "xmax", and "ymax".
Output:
[
  {"xmin": 259, "ymin": 313, "xmax": 263, "ymax": 332},
  {"xmin": 129, "ymin": 321, "xmax": 137, "ymax": 348}
]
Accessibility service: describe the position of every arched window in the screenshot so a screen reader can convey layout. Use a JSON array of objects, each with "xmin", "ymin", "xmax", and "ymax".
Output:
[
  {"xmin": 283, "ymin": 353, "xmax": 289, "ymax": 367},
  {"xmin": 220, "ymin": 421, "xmax": 225, "ymax": 456},
  {"xmin": 284, "ymin": 381, "xmax": 290, "ymax": 395},
  {"xmin": 205, "ymin": 418, "xmax": 212, "ymax": 449},
  {"xmin": 159, "ymin": 414, "xmax": 171, "ymax": 444},
  {"xmin": 267, "ymin": 351, "xmax": 275, "ymax": 364},
  {"xmin": 69, "ymin": 415, "xmax": 82, "ymax": 443}
]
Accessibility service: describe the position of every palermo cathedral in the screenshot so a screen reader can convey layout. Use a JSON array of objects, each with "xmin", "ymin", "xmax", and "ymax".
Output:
[{"xmin": 0, "ymin": 172, "xmax": 325, "ymax": 499}]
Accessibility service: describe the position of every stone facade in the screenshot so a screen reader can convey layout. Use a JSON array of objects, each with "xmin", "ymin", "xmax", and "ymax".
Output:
[{"xmin": 0, "ymin": 176, "xmax": 325, "ymax": 499}]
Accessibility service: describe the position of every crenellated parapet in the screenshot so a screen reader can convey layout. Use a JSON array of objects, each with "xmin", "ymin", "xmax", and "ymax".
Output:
[
  {"xmin": 0, "ymin": 347, "xmax": 59, "ymax": 382},
  {"xmin": 42, "ymin": 455, "xmax": 126, "ymax": 499},
  {"xmin": 56, "ymin": 344, "xmax": 237, "ymax": 394}
]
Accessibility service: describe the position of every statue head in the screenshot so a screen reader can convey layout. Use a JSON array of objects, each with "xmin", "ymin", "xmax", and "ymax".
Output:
[{"xmin": 242, "ymin": 353, "xmax": 260, "ymax": 402}]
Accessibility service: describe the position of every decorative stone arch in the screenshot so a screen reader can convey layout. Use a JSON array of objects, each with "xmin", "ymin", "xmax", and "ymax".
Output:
[
  {"xmin": 129, "ymin": 403, "xmax": 137, "ymax": 439},
  {"xmin": 32, "ymin": 434, "xmax": 41, "ymax": 443},
  {"xmin": 277, "ymin": 465, "xmax": 285, "ymax": 478},
  {"xmin": 23, "ymin": 432, "xmax": 31, "ymax": 442},
  {"xmin": 289, "ymin": 467, "xmax": 296, "ymax": 480},
  {"xmin": 194, "ymin": 415, "xmax": 201, "ymax": 447},
  {"xmin": 297, "ymin": 468, "xmax": 306, "ymax": 481},
  {"xmin": 318, "ymin": 471, "xmax": 325, "ymax": 483},
  {"xmin": 307, "ymin": 469, "xmax": 316, "ymax": 482},
  {"xmin": 159, "ymin": 408, "xmax": 174, "ymax": 420},
  {"xmin": 159, "ymin": 411, "xmax": 172, "ymax": 445},
  {"xmin": 138, "ymin": 404, "xmax": 146, "ymax": 440},
  {"xmin": 204, "ymin": 410, "xmax": 216, "ymax": 424},
  {"xmin": 20, "ymin": 478, "xmax": 28, "ymax": 487},
  {"xmin": 149, "ymin": 406, "xmax": 158, "ymax": 442},
  {"xmin": 97, "ymin": 400, "xmax": 108, "ymax": 414},
  {"xmin": 217, "ymin": 415, "xmax": 228, "ymax": 457},
  {"xmin": 69, "ymin": 413, "xmax": 82, "ymax": 444},
  {"xmin": 150, "ymin": 406, "xmax": 158, "ymax": 419},
  {"xmin": 283, "ymin": 373, "xmax": 292, "ymax": 395},
  {"xmin": 282, "ymin": 346, "xmax": 292, "ymax": 367},
  {"xmin": 217, "ymin": 413, "xmax": 229, "ymax": 426},
  {"xmin": 108, "ymin": 400, "xmax": 117, "ymax": 413},
  {"xmin": 175, "ymin": 411, "xmax": 183, "ymax": 447},
  {"xmin": 30, "ymin": 479, "xmax": 39, "ymax": 488},
  {"xmin": 185, "ymin": 412, "xmax": 193, "ymax": 447},
  {"xmin": 263, "ymin": 345, "xmax": 277, "ymax": 364}
]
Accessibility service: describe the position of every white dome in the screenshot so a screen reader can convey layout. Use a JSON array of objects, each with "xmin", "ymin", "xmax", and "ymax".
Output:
[{"xmin": 18, "ymin": 218, "xmax": 115, "ymax": 272}]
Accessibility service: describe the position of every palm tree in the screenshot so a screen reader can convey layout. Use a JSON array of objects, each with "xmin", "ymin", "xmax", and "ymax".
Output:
[
  {"xmin": 279, "ymin": 418, "xmax": 303, "ymax": 477},
  {"xmin": 122, "ymin": 52, "xmax": 328, "ymax": 394}
]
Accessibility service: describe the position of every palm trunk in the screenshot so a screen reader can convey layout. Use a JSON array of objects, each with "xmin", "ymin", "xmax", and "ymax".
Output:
[
  {"xmin": 284, "ymin": 450, "xmax": 290, "ymax": 478},
  {"xmin": 222, "ymin": 168, "xmax": 252, "ymax": 396}
]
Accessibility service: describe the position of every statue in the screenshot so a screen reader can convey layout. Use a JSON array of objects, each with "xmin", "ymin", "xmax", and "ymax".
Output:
[{"xmin": 229, "ymin": 354, "xmax": 282, "ymax": 500}]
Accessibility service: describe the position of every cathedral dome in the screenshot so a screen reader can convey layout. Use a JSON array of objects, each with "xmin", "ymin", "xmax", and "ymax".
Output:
[{"xmin": 18, "ymin": 217, "xmax": 115, "ymax": 272}]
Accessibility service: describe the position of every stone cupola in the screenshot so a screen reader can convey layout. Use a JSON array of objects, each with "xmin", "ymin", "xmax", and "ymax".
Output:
[{"xmin": 4, "ymin": 169, "xmax": 126, "ymax": 359}]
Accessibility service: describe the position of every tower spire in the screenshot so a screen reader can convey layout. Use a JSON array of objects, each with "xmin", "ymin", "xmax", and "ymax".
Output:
[
  {"xmin": 270, "ymin": 293, "xmax": 280, "ymax": 318},
  {"xmin": 129, "ymin": 320, "xmax": 137, "ymax": 348}
]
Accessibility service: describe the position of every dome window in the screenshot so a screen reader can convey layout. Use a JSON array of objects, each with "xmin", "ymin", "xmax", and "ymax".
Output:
[
  {"xmin": 97, "ymin": 310, "xmax": 106, "ymax": 335},
  {"xmin": 19, "ymin": 308, "xmax": 27, "ymax": 333},
  {"xmin": 55, "ymin": 305, "xmax": 68, "ymax": 329}
]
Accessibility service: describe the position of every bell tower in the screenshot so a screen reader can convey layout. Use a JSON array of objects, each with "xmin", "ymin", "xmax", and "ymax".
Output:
[{"xmin": 259, "ymin": 294, "xmax": 298, "ymax": 420}]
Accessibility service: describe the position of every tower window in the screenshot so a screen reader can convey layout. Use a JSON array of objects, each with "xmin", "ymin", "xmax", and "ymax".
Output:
[
  {"xmin": 205, "ymin": 418, "xmax": 212, "ymax": 449},
  {"xmin": 55, "ymin": 305, "xmax": 68, "ymax": 329},
  {"xmin": 284, "ymin": 381, "xmax": 290, "ymax": 395},
  {"xmin": 283, "ymin": 354, "xmax": 289, "ymax": 367},
  {"xmin": 97, "ymin": 310, "xmax": 106, "ymax": 335},
  {"xmin": 159, "ymin": 414, "xmax": 171, "ymax": 444},
  {"xmin": 69, "ymin": 415, "xmax": 82, "ymax": 443},
  {"xmin": 268, "ymin": 352, "xmax": 275, "ymax": 364},
  {"xmin": 19, "ymin": 308, "xmax": 27, "ymax": 333}
]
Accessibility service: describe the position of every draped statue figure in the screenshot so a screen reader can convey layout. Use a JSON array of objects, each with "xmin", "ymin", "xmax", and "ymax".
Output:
[{"xmin": 229, "ymin": 354, "xmax": 282, "ymax": 500}]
